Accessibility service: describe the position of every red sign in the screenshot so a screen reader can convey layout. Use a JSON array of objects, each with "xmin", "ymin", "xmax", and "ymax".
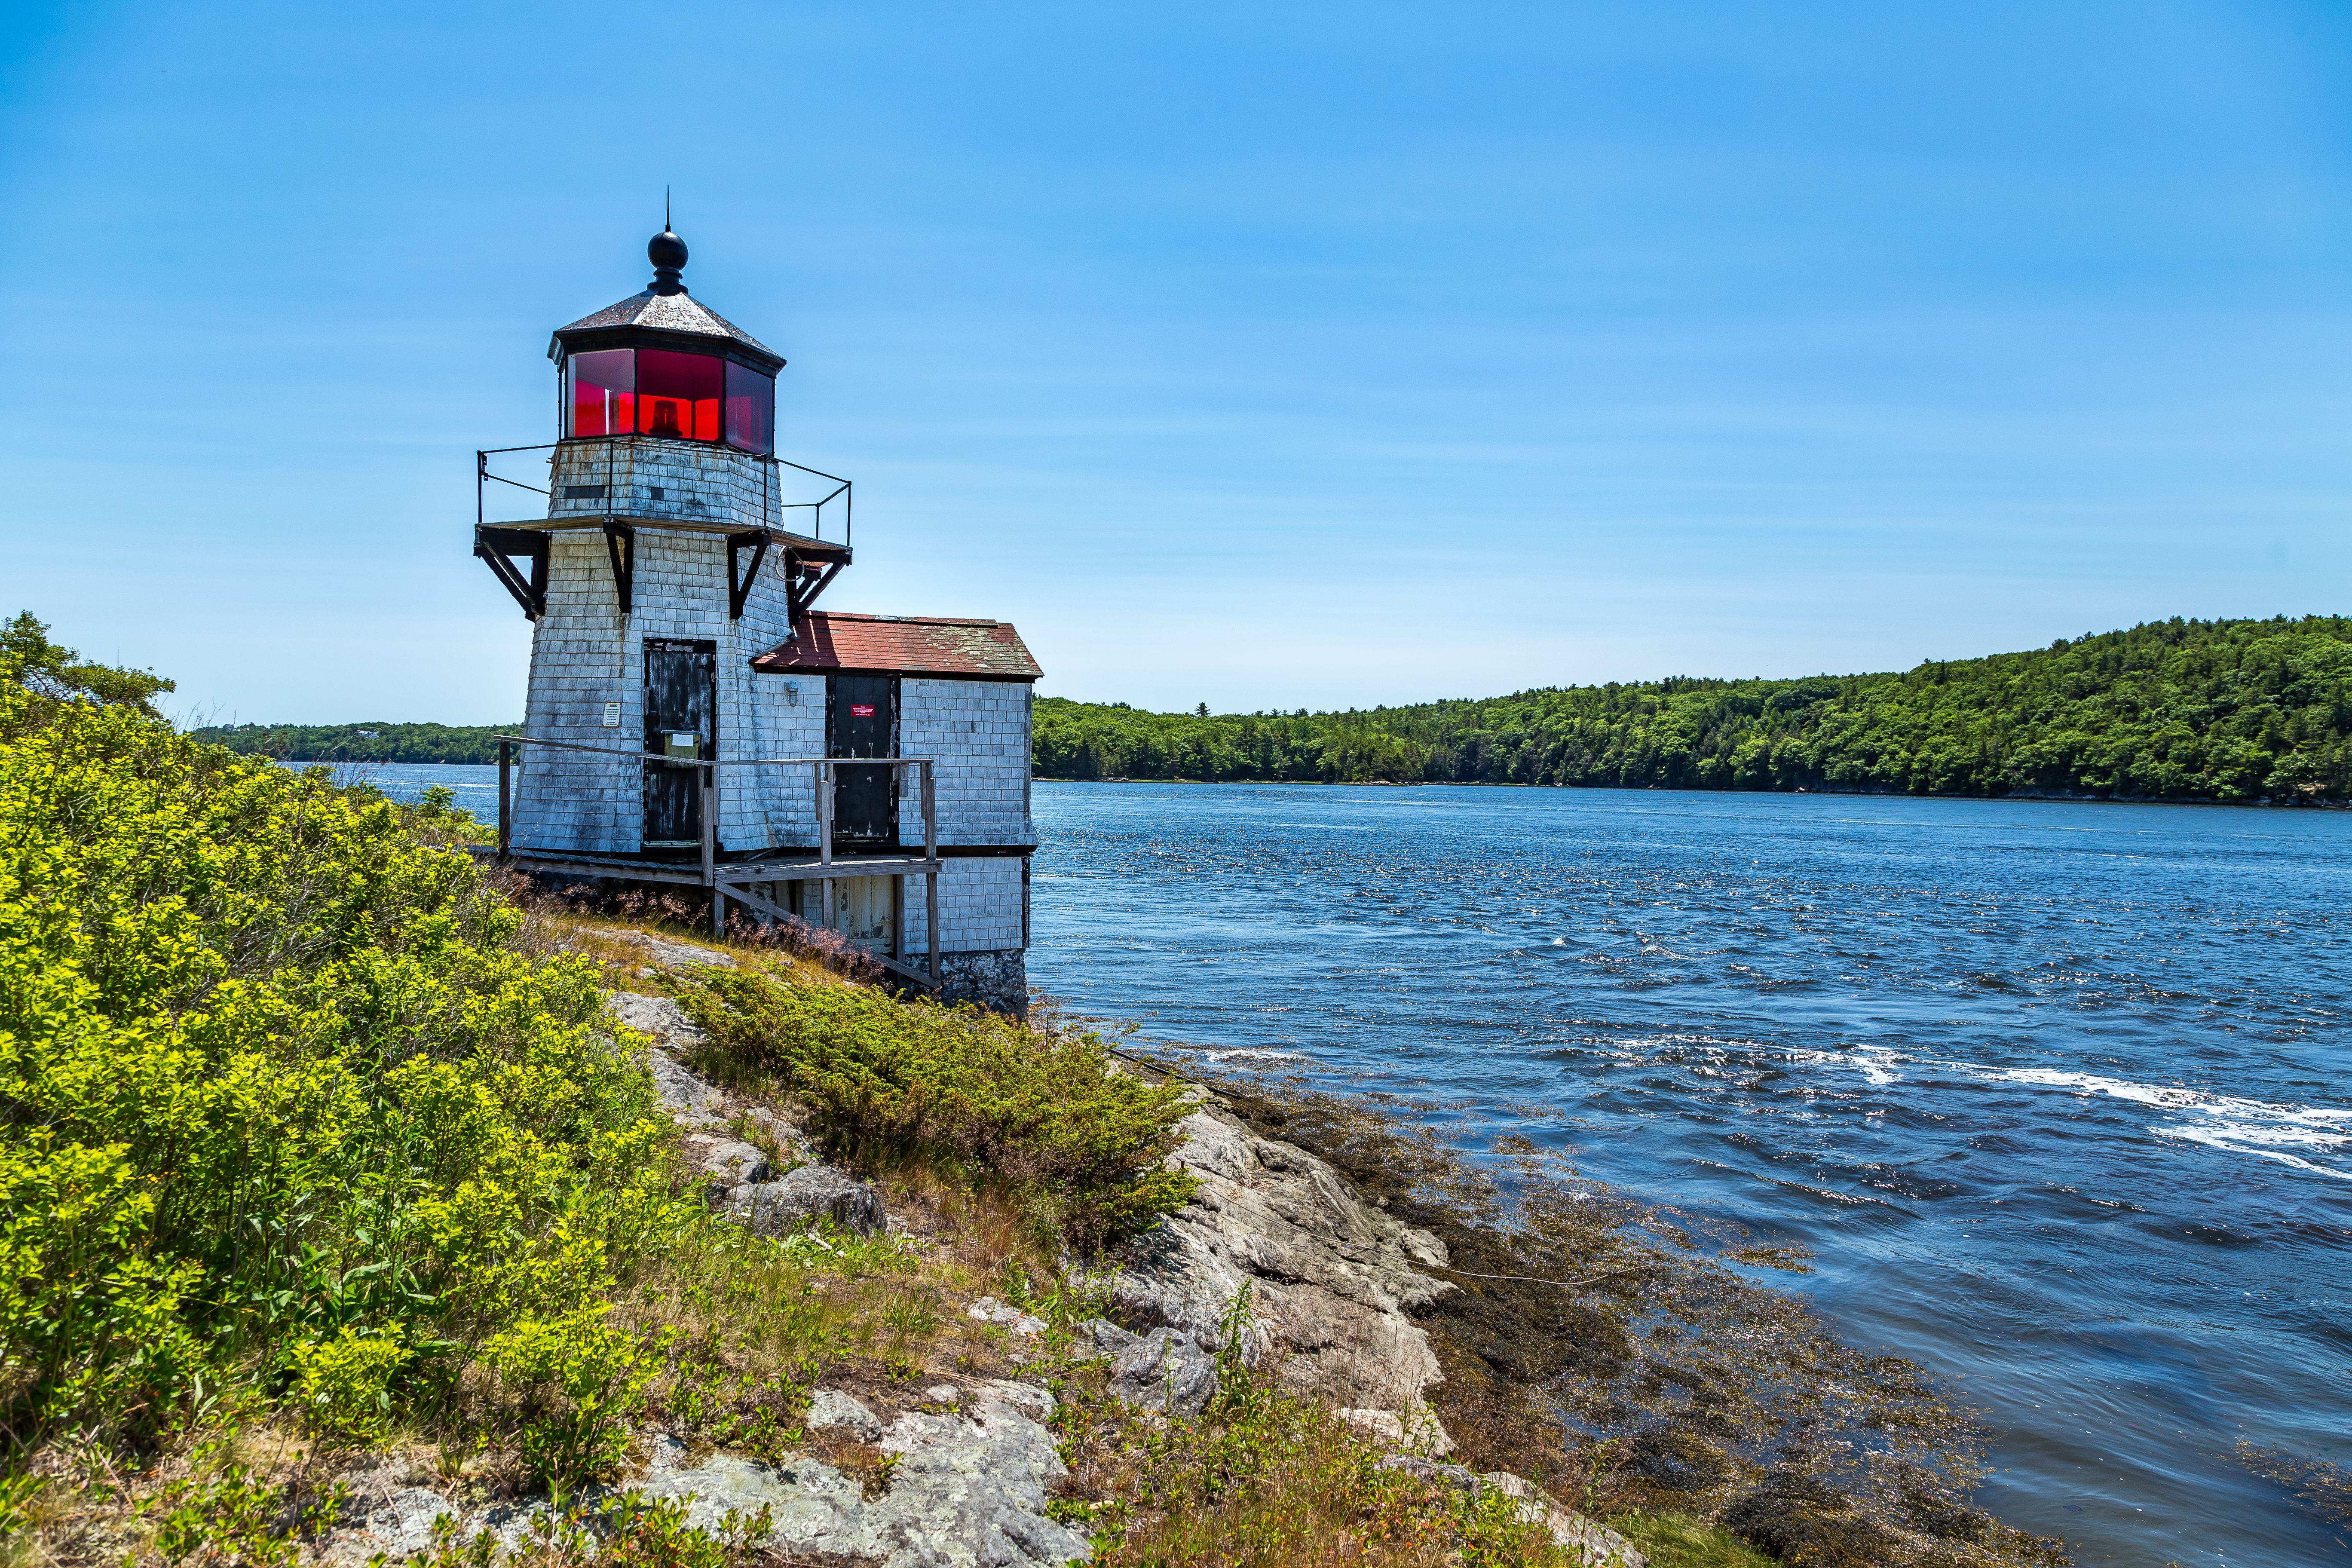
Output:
[{"xmin": 851, "ymin": 704, "xmax": 876, "ymax": 718}]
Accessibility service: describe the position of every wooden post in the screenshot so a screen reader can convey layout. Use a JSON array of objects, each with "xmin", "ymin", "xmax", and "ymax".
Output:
[
  {"xmin": 496, "ymin": 739, "xmax": 512, "ymax": 862},
  {"xmin": 818, "ymin": 758, "xmax": 834, "ymax": 931},
  {"xmin": 921, "ymin": 760, "xmax": 937, "ymax": 862},
  {"xmin": 818, "ymin": 760, "xmax": 832, "ymax": 868},
  {"xmin": 926, "ymin": 869, "xmax": 940, "ymax": 991},
  {"xmin": 891, "ymin": 872, "xmax": 905, "ymax": 963},
  {"xmin": 922, "ymin": 761, "xmax": 939, "ymax": 988},
  {"xmin": 700, "ymin": 763, "xmax": 721, "ymax": 936}
]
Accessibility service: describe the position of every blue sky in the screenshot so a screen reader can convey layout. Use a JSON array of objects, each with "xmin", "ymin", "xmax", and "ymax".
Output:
[{"xmin": 5, "ymin": 1, "xmax": 2349, "ymax": 722}]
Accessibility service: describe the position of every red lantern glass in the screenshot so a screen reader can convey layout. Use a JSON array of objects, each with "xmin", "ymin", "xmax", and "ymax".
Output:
[
  {"xmin": 568, "ymin": 349, "xmax": 634, "ymax": 437},
  {"xmin": 725, "ymin": 360, "xmax": 774, "ymax": 454},
  {"xmin": 637, "ymin": 350, "xmax": 723, "ymax": 442}
]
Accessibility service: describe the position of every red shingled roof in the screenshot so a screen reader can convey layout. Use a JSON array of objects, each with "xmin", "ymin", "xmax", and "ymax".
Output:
[{"xmin": 750, "ymin": 613, "xmax": 1042, "ymax": 682}]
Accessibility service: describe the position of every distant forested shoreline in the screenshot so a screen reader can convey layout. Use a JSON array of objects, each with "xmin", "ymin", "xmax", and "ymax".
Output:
[
  {"xmin": 195, "ymin": 616, "xmax": 2352, "ymax": 804},
  {"xmin": 1037, "ymin": 616, "xmax": 2352, "ymax": 804},
  {"xmin": 188, "ymin": 720, "xmax": 516, "ymax": 765}
]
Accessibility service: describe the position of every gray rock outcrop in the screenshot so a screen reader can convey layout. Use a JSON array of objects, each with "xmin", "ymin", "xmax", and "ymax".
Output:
[
  {"xmin": 1072, "ymin": 1317, "xmax": 1140, "ymax": 1357},
  {"xmin": 872, "ymin": 1383, "xmax": 1088, "ymax": 1565},
  {"xmin": 327, "ymin": 1383, "xmax": 1086, "ymax": 1568},
  {"xmin": 679, "ymin": 1134, "xmax": 769, "ymax": 1196},
  {"xmin": 1108, "ymin": 1326, "xmax": 1218, "ymax": 1416},
  {"xmin": 1105, "ymin": 1095, "xmax": 1457, "ymax": 1446},
  {"xmin": 805, "ymin": 1387, "xmax": 884, "ymax": 1442},
  {"xmin": 733, "ymin": 1164, "xmax": 886, "ymax": 1237},
  {"xmin": 965, "ymin": 1296, "xmax": 1047, "ymax": 1337},
  {"xmin": 1483, "ymin": 1470, "xmax": 1647, "ymax": 1567}
]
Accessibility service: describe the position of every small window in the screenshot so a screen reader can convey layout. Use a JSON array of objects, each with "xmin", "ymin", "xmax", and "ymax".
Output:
[
  {"xmin": 636, "ymin": 349, "xmax": 722, "ymax": 441},
  {"xmin": 568, "ymin": 349, "xmax": 634, "ymax": 437},
  {"xmin": 725, "ymin": 360, "xmax": 774, "ymax": 454}
]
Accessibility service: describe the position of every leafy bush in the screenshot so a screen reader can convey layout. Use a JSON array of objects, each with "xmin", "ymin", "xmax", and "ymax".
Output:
[
  {"xmin": 288, "ymin": 1327, "xmax": 411, "ymax": 1444},
  {"xmin": 672, "ymin": 969, "xmax": 1196, "ymax": 1252},
  {"xmin": 484, "ymin": 1306, "xmax": 659, "ymax": 1489},
  {"xmin": 0, "ymin": 658, "xmax": 692, "ymax": 1452},
  {"xmin": 144, "ymin": 1439, "xmax": 349, "ymax": 1568}
]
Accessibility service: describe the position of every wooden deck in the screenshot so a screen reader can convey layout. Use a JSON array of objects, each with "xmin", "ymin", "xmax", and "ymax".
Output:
[{"xmin": 486, "ymin": 735, "xmax": 945, "ymax": 990}]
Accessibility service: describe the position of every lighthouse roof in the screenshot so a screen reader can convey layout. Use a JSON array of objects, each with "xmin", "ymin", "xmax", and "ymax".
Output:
[
  {"xmin": 752, "ymin": 614, "xmax": 1044, "ymax": 683},
  {"xmin": 553, "ymin": 289, "xmax": 776, "ymax": 358}
]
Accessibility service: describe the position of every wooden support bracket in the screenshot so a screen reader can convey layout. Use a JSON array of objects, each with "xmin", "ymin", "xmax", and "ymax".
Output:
[
  {"xmin": 798, "ymin": 559, "xmax": 846, "ymax": 616},
  {"xmin": 474, "ymin": 526, "xmax": 550, "ymax": 620},
  {"xmin": 727, "ymin": 530, "xmax": 770, "ymax": 620},
  {"xmin": 602, "ymin": 521, "xmax": 635, "ymax": 614}
]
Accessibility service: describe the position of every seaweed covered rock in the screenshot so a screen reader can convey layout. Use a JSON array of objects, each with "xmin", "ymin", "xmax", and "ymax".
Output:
[
  {"xmin": 1722, "ymin": 1468, "xmax": 1900, "ymax": 1568},
  {"xmin": 1622, "ymin": 1428, "xmax": 1737, "ymax": 1495}
]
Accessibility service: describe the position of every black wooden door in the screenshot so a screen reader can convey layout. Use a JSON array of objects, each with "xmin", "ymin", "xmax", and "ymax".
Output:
[
  {"xmin": 827, "ymin": 675, "xmax": 897, "ymax": 847},
  {"xmin": 643, "ymin": 638, "xmax": 716, "ymax": 847}
]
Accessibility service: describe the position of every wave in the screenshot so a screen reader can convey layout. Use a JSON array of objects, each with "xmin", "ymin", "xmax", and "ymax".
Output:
[{"xmin": 1588, "ymin": 1035, "xmax": 2352, "ymax": 1179}]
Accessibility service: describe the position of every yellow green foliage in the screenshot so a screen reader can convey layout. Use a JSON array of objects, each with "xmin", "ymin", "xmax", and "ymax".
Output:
[
  {"xmin": 483, "ymin": 1305, "xmax": 662, "ymax": 1490},
  {"xmin": 287, "ymin": 1328, "xmax": 410, "ymax": 1444},
  {"xmin": 0, "ymin": 675, "xmax": 692, "ymax": 1449},
  {"xmin": 673, "ymin": 968, "xmax": 1197, "ymax": 1252}
]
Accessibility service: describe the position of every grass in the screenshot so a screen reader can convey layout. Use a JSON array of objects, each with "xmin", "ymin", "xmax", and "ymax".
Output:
[{"xmin": 1613, "ymin": 1509, "xmax": 1779, "ymax": 1568}]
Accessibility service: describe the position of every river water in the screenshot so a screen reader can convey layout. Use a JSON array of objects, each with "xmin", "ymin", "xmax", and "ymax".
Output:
[
  {"xmin": 1026, "ymin": 782, "xmax": 2352, "ymax": 1568},
  {"xmin": 340, "ymin": 764, "xmax": 2350, "ymax": 1565}
]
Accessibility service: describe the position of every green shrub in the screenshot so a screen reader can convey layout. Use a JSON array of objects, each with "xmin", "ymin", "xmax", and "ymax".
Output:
[
  {"xmin": 484, "ymin": 1306, "xmax": 659, "ymax": 1490},
  {"xmin": 287, "ymin": 1327, "xmax": 411, "ymax": 1443},
  {"xmin": 0, "ymin": 658, "xmax": 694, "ymax": 1451},
  {"xmin": 146, "ymin": 1439, "xmax": 349, "ymax": 1568},
  {"xmin": 673, "ymin": 969, "xmax": 1196, "ymax": 1252},
  {"xmin": 1083, "ymin": 1379, "xmax": 1570, "ymax": 1566}
]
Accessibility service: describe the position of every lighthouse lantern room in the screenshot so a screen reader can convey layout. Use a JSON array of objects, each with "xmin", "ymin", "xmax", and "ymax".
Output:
[{"xmin": 475, "ymin": 225, "xmax": 1040, "ymax": 1015}]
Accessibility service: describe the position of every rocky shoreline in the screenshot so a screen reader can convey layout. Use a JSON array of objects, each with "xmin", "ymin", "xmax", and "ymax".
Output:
[{"xmin": 323, "ymin": 937, "xmax": 1644, "ymax": 1566}]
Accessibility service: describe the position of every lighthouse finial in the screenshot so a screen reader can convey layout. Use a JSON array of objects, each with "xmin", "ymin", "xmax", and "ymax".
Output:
[{"xmin": 648, "ymin": 199, "xmax": 688, "ymax": 296}]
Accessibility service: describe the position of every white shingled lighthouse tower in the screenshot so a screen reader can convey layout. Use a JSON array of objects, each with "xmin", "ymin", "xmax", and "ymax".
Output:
[{"xmin": 473, "ymin": 223, "xmax": 1041, "ymax": 1014}]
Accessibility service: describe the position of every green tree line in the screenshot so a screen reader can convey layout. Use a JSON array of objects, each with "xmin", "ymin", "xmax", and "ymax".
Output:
[
  {"xmin": 187, "ymin": 719, "xmax": 517, "ymax": 763},
  {"xmin": 1036, "ymin": 616, "xmax": 2352, "ymax": 803},
  {"xmin": 181, "ymin": 615, "xmax": 2352, "ymax": 804}
]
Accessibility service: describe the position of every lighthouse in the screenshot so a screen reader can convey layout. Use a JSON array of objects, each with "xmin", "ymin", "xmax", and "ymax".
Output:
[{"xmin": 475, "ymin": 224, "xmax": 1041, "ymax": 1015}]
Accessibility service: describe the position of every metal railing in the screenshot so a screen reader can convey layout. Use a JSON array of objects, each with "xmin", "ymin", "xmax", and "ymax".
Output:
[
  {"xmin": 476, "ymin": 438, "xmax": 852, "ymax": 548},
  {"xmin": 491, "ymin": 734, "xmax": 937, "ymax": 985}
]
